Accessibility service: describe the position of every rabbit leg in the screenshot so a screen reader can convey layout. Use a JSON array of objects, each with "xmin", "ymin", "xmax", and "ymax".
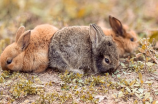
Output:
[
  {"xmin": 68, "ymin": 68, "xmax": 84, "ymax": 74},
  {"xmin": 49, "ymin": 48, "xmax": 84, "ymax": 74}
]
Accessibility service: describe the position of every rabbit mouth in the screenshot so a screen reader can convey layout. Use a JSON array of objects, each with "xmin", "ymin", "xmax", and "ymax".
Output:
[
  {"xmin": 96, "ymin": 63, "xmax": 115, "ymax": 73},
  {"xmin": 97, "ymin": 61, "xmax": 120, "ymax": 73},
  {"xmin": 99, "ymin": 67, "xmax": 115, "ymax": 73},
  {"xmin": 1, "ymin": 66, "xmax": 10, "ymax": 71}
]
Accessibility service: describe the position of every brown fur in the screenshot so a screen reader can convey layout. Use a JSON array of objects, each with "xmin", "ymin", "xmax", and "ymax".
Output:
[
  {"xmin": 0, "ymin": 24, "xmax": 58, "ymax": 72},
  {"xmin": 101, "ymin": 16, "xmax": 138, "ymax": 56}
]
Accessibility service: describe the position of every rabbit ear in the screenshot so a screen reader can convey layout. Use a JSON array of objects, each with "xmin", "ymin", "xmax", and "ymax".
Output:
[
  {"xmin": 17, "ymin": 30, "xmax": 31, "ymax": 51},
  {"xmin": 89, "ymin": 24, "xmax": 104, "ymax": 47},
  {"xmin": 15, "ymin": 26, "xmax": 25, "ymax": 42},
  {"xmin": 109, "ymin": 15, "xmax": 125, "ymax": 37}
]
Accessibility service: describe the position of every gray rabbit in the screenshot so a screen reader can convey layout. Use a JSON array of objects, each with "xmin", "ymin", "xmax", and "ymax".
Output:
[{"xmin": 48, "ymin": 24, "xmax": 119, "ymax": 74}]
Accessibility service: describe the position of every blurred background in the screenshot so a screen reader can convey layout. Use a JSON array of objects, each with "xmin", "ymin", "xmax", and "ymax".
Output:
[{"xmin": 0, "ymin": 0, "xmax": 158, "ymax": 53}]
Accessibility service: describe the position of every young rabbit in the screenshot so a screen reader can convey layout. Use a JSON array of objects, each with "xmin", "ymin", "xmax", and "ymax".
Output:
[
  {"xmin": 0, "ymin": 24, "xmax": 58, "ymax": 73},
  {"xmin": 48, "ymin": 24, "xmax": 119, "ymax": 74},
  {"xmin": 101, "ymin": 16, "xmax": 138, "ymax": 56}
]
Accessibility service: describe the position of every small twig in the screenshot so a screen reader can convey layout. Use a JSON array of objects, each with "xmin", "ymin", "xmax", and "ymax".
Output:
[
  {"xmin": 147, "ymin": 73, "xmax": 158, "ymax": 81},
  {"xmin": 150, "ymin": 56, "xmax": 158, "ymax": 64},
  {"xmin": 121, "ymin": 67, "xmax": 135, "ymax": 70},
  {"xmin": 144, "ymin": 54, "xmax": 147, "ymax": 73},
  {"xmin": 146, "ymin": 50, "xmax": 158, "ymax": 64}
]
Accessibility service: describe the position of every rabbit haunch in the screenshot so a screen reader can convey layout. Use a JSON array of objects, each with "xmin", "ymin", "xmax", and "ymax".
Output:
[
  {"xmin": 49, "ymin": 24, "xmax": 119, "ymax": 74},
  {"xmin": 0, "ymin": 24, "xmax": 58, "ymax": 72}
]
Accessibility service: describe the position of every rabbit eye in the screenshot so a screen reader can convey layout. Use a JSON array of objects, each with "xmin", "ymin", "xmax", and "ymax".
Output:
[
  {"xmin": 130, "ymin": 38, "xmax": 134, "ymax": 42},
  {"xmin": 105, "ymin": 58, "xmax": 109, "ymax": 64},
  {"xmin": 7, "ymin": 59, "xmax": 12, "ymax": 64}
]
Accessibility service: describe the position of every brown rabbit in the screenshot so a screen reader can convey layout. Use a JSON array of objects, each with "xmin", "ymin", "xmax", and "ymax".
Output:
[
  {"xmin": 48, "ymin": 24, "xmax": 119, "ymax": 74},
  {"xmin": 101, "ymin": 16, "xmax": 138, "ymax": 56},
  {"xmin": 0, "ymin": 24, "xmax": 58, "ymax": 73}
]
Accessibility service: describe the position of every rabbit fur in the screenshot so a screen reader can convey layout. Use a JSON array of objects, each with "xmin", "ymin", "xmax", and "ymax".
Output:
[
  {"xmin": 0, "ymin": 24, "xmax": 58, "ymax": 73},
  {"xmin": 48, "ymin": 24, "xmax": 119, "ymax": 74},
  {"xmin": 100, "ymin": 16, "xmax": 139, "ymax": 56}
]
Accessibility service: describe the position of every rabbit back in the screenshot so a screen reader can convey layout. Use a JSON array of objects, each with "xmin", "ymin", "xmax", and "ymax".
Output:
[{"xmin": 49, "ymin": 26, "xmax": 93, "ymax": 73}]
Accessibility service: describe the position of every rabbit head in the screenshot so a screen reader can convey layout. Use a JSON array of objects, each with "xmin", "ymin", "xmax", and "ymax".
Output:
[
  {"xmin": 101, "ymin": 16, "xmax": 139, "ymax": 56},
  {"xmin": 108, "ymin": 16, "xmax": 138, "ymax": 56},
  {"xmin": 90, "ymin": 24, "xmax": 119, "ymax": 73},
  {"xmin": 0, "ymin": 26, "xmax": 31, "ymax": 71}
]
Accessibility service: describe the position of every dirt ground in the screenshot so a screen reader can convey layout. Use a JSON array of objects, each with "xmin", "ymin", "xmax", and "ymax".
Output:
[{"xmin": 0, "ymin": 61, "xmax": 158, "ymax": 104}]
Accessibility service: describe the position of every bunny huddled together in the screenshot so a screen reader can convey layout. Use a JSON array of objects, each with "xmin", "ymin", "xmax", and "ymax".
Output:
[{"xmin": 0, "ymin": 16, "xmax": 138, "ymax": 74}]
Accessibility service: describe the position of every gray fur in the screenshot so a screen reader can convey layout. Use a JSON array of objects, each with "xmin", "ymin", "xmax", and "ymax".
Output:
[{"xmin": 48, "ymin": 24, "xmax": 119, "ymax": 74}]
